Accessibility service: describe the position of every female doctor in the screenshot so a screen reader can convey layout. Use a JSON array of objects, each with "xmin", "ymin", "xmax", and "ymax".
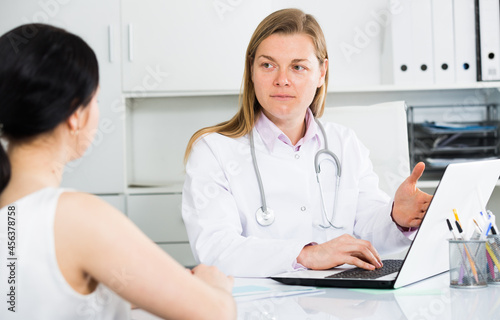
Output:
[{"xmin": 182, "ymin": 8, "xmax": 432, "ymax": 277}]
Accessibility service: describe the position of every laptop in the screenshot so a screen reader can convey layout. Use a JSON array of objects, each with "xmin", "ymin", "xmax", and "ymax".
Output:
[{"xmin": 271, "ymin": 159, "xmax": 500, "ymax": 289}]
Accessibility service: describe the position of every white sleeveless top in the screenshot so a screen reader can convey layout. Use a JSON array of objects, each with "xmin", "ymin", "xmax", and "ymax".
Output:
[{"xmin": 0, "ymin": 187, "xmax": 130, "ymax": 319}]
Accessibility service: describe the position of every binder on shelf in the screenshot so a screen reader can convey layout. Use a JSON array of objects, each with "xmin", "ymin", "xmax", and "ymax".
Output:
[
  {"xmin": 476, "ymin": 0, "xmax": 500, "ymax": 81},
  {"xmin": 411, "ymin": 0, "xmax": 434, "ymax": 84},
  {"xmin": 453, "ymin": 0, "xmax": 477, "ymax": 83},
  {"xmin": 381, "ymin": 0, "xmax": 414, "ymax": 85},
  {"xmin": 431, "ymin": 0, "xmax": 456, "ymax": 84}
]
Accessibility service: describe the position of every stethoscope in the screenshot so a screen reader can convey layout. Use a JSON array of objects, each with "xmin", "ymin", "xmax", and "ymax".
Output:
[{"xmin": 249, "ymin": 118, "xmax": 343, "ymax": 229}]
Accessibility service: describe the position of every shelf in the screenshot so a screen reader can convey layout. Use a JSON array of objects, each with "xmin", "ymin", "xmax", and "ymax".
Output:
[
  {"xmin": 408, "ymin": 104, "xmax": 500, "ymax": 181},
  {"xmin": 124, "ymin": 90, "xmax": 241, "ymax": 98},
  {"xmin": 126, "ymin": 182, "xmax": 184, "ymax": 195},
  {"xmin": 330, "ymin": 81, "xmax": 500, "ymax": 93},
  {"xmin": 416, "ymin": 126, "xmax": 498, "ymax": 135},
  {"xmin": 122, "ymin": 82, "xmax": 500, "ymax": 99},
  {"xmin": 416, "ymin": 145, "xmax": 498, "ymax": 154}
]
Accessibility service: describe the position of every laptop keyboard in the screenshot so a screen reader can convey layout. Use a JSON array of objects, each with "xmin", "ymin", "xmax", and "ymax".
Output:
[{"xmin": 325, "ymin": 259, "xmax": 403, "ymax": 280}]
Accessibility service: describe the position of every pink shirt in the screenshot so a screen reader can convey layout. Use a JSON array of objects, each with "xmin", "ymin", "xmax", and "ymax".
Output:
[{"xmin": 254, "ymin": 108, "xmax": 320, "ymax": 152}]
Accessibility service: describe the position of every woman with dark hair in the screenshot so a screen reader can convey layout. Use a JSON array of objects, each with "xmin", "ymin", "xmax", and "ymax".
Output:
[
  {"xmin": 0, "ymin": 24, "xmax": 235, "ymax": 319},
  {"xmin": 182, "ymin": 8, "xmax": 432, "ymax": 277}
]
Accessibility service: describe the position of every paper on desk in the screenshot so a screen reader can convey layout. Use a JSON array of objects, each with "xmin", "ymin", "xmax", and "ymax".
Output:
[{"xmin": 233, "ymin": 284, "xmax": 323, "ymax": 302}]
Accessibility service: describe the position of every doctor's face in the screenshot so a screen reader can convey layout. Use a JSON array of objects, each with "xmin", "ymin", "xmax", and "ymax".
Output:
[{"xmin": 251, "ymin": 33, "xmax": 327, "ymax": 127}]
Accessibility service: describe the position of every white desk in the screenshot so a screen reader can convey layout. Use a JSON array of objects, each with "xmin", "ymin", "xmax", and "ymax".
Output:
[{"xmin": 131, "ymin": 272, "xmax": 500, "ymax": 319}]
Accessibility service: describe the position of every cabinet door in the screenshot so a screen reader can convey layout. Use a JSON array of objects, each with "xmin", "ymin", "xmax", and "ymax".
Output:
[
  {"xmin": 127, "ymin": 193, "xmax": 189, "ymax": 243},
  {"xmin": 158, "ymin": 243, "xmax": 196, "ymax": 267},
  {"xmin": 98, "ymin": 194, "xmax": 126, "ymax": 213},
  {"xmin": 121, "ymin": 0, "xmax": 274, "ymax": 93},
  {"xmin": 0, "ymin": 0, "xmax": 125, "ymax": 194},
  {"xmin": 121, "ymin": 1, "xmax": 387, "ymax": 93}
]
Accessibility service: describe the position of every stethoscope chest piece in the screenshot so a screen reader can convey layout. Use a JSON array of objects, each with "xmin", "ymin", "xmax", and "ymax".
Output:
[
  {"xmin": 256, "ymin": 207, "xmax": 275, "ymax": 226},
  {"xmin": 249, "ymin": 119, "xmax": 342, "ymax": 228}
]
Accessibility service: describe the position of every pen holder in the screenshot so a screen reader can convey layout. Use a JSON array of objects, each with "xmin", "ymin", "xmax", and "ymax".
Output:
[
  {"xmin": 448, "ymin": 239, "xmax": 487, "ymax": 288},
  {"xmin": 486, "ymin": 235, "xmax": 500, "ymax": 285}
]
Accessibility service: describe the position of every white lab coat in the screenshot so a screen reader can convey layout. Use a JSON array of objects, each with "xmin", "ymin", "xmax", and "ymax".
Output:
[{"xmin": 182, "ymin": 120, "xmax": 411, "ymax": 277}]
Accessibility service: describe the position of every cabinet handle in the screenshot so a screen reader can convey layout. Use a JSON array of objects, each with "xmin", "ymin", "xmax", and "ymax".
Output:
[
  {"xmin": 128, "ymin": 23, "xmax": 134, "ymax": 62},
  {"xmin": 108, "ymin": 25, "xmax": 114, "ymax": 63}
]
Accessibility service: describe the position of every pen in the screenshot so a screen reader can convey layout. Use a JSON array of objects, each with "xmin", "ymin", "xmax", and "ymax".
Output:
[
  {"xmin": 480, "ymin": 211, "xmax": 487, "ymax": 222},
  {"xmin": 446, "ymin": 218, "xmax": 471, "ymax": 284},
  {"xmin": 487, "ymin": 210, "xmax": 499, "ymax": 235},
  {"xmin": 455, "ymin": 221, "xmax": 480, "ymax": 284},
  {"xmin": 446, "ymin": 219, "xmax": 458, "ymax": 240},
  {"xmin": 472, "ymin": 219, "xmax": 485, "ymax": 240},
  {"xmin": 486, "ymin": 251, "xmax": 496, "ymax": 280},
  {"xmin": 486, "ymin": 222, "xmax": 493, "ymax": 236},
  {"xmin": 474, "ymin": 219, "xmax": 496, "ymax": 279},
  {"xmin": 480, "ymin": 211, "xmax": 489, "ymax": 231},
  {"xmin": 453, "ymin": 209, "xmax": 468, "ymax": 240},
  {"xmin": 485, "ymin": 240, "xmax": 500, "ymax": 276},
  {"xmin": 453, "ymin": 209, "xmax": 461, "ymax": 227}
]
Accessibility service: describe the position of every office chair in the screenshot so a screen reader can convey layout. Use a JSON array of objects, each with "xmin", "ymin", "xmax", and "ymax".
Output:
[{"xmin": 321, "ymin": 101, "xmax": 411, "ymax": 197}]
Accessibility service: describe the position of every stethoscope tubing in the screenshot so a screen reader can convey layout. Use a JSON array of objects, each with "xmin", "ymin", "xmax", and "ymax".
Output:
[
  {"xmin": 249, "ymin": 130, "xmax": 270, "ymax": 214},
  {"xmin": 250, "ymin": 118, "xmax": 342, "ymax": 228}
]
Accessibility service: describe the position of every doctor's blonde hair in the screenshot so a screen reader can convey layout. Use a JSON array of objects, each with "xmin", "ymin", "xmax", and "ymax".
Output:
[{"xmin": 184, "ymin": 8, "xmax": 329, "ymax": 163}]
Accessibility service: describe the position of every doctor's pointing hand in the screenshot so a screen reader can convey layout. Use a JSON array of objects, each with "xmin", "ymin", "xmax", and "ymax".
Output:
[{"xmin": 182, "ymin": 8, "xmax": 433, "ymax": 277}]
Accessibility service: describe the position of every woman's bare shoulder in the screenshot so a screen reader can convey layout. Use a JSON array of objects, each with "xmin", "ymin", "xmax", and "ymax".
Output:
[{"xmin": 56, "ymin": 191, "xmax": 127, "ymax": 232}]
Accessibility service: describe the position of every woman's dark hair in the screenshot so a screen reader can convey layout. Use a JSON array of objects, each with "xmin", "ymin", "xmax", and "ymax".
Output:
[{"xmin": 0, "ymin": 23, "xmax": 99, "ymax": 193}]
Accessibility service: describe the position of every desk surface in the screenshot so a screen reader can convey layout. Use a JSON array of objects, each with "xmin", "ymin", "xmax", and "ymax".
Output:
[{"xmin": 131, "ymin": 272, "xmax": 500, "ymax": 320}]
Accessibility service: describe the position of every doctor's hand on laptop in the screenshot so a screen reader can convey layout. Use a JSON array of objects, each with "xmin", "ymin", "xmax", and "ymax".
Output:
[
  {"xmin": 392, "ymin": 162, "xmax": 433, "ymax": 229},
  {"xmin": 297, "ymin": 234, "xmax": 384, "ymax": 271}
]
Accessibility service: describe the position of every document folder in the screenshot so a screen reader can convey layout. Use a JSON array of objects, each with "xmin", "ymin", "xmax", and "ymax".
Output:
[
  {"xmin": 411, "ymin": 0, "xmax": 434, "ymax": 84},
  {"xmin": 381, "ymin": 0, "xmax": 414, "ymax": 85},
  {"xmin": 453, "ymin": 0, "xmax": 477, "ymax": 83},
  {"xmin": 476, "ymin": 0, "xmax": 500, "ymax": 81},
  {"xmin": 432, "ymin": 0, "xmax": 456, "ymax": 84}
]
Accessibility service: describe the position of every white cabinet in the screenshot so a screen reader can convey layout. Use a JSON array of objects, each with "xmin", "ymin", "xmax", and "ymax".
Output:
[
  {"xmin": 120, "ymin": 0, "xmax": 389, "ymax": 94},
  {"xmin": 126, "ymin": 193, "xmax": 188, "ymax": 242},
  {"xmin": 0, "ymin": 0, "xmax": 126, "ymax": 194},
  {"xmin": 55, "ymin": 0, "xmax": 125, "ymax": 194},
  {"xmin": 127, "ymin": 193, "xmax": 196, "ymax": 266},
  {"xmin": 121, "ymin": 0, "xmax": 270, "ymax": 93},
  {"xmin": 99, "ymin": 194, "xmax": 126, "ymax": 213},
  {"xmin": 158, "ymin": 243, "xmax": 196, "ymax": 267}
]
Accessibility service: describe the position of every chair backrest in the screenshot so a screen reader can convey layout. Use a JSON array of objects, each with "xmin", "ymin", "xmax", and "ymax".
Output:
[{"xmin": 320, "ymin": 101, "xmax": 410, "ymax": 197}]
